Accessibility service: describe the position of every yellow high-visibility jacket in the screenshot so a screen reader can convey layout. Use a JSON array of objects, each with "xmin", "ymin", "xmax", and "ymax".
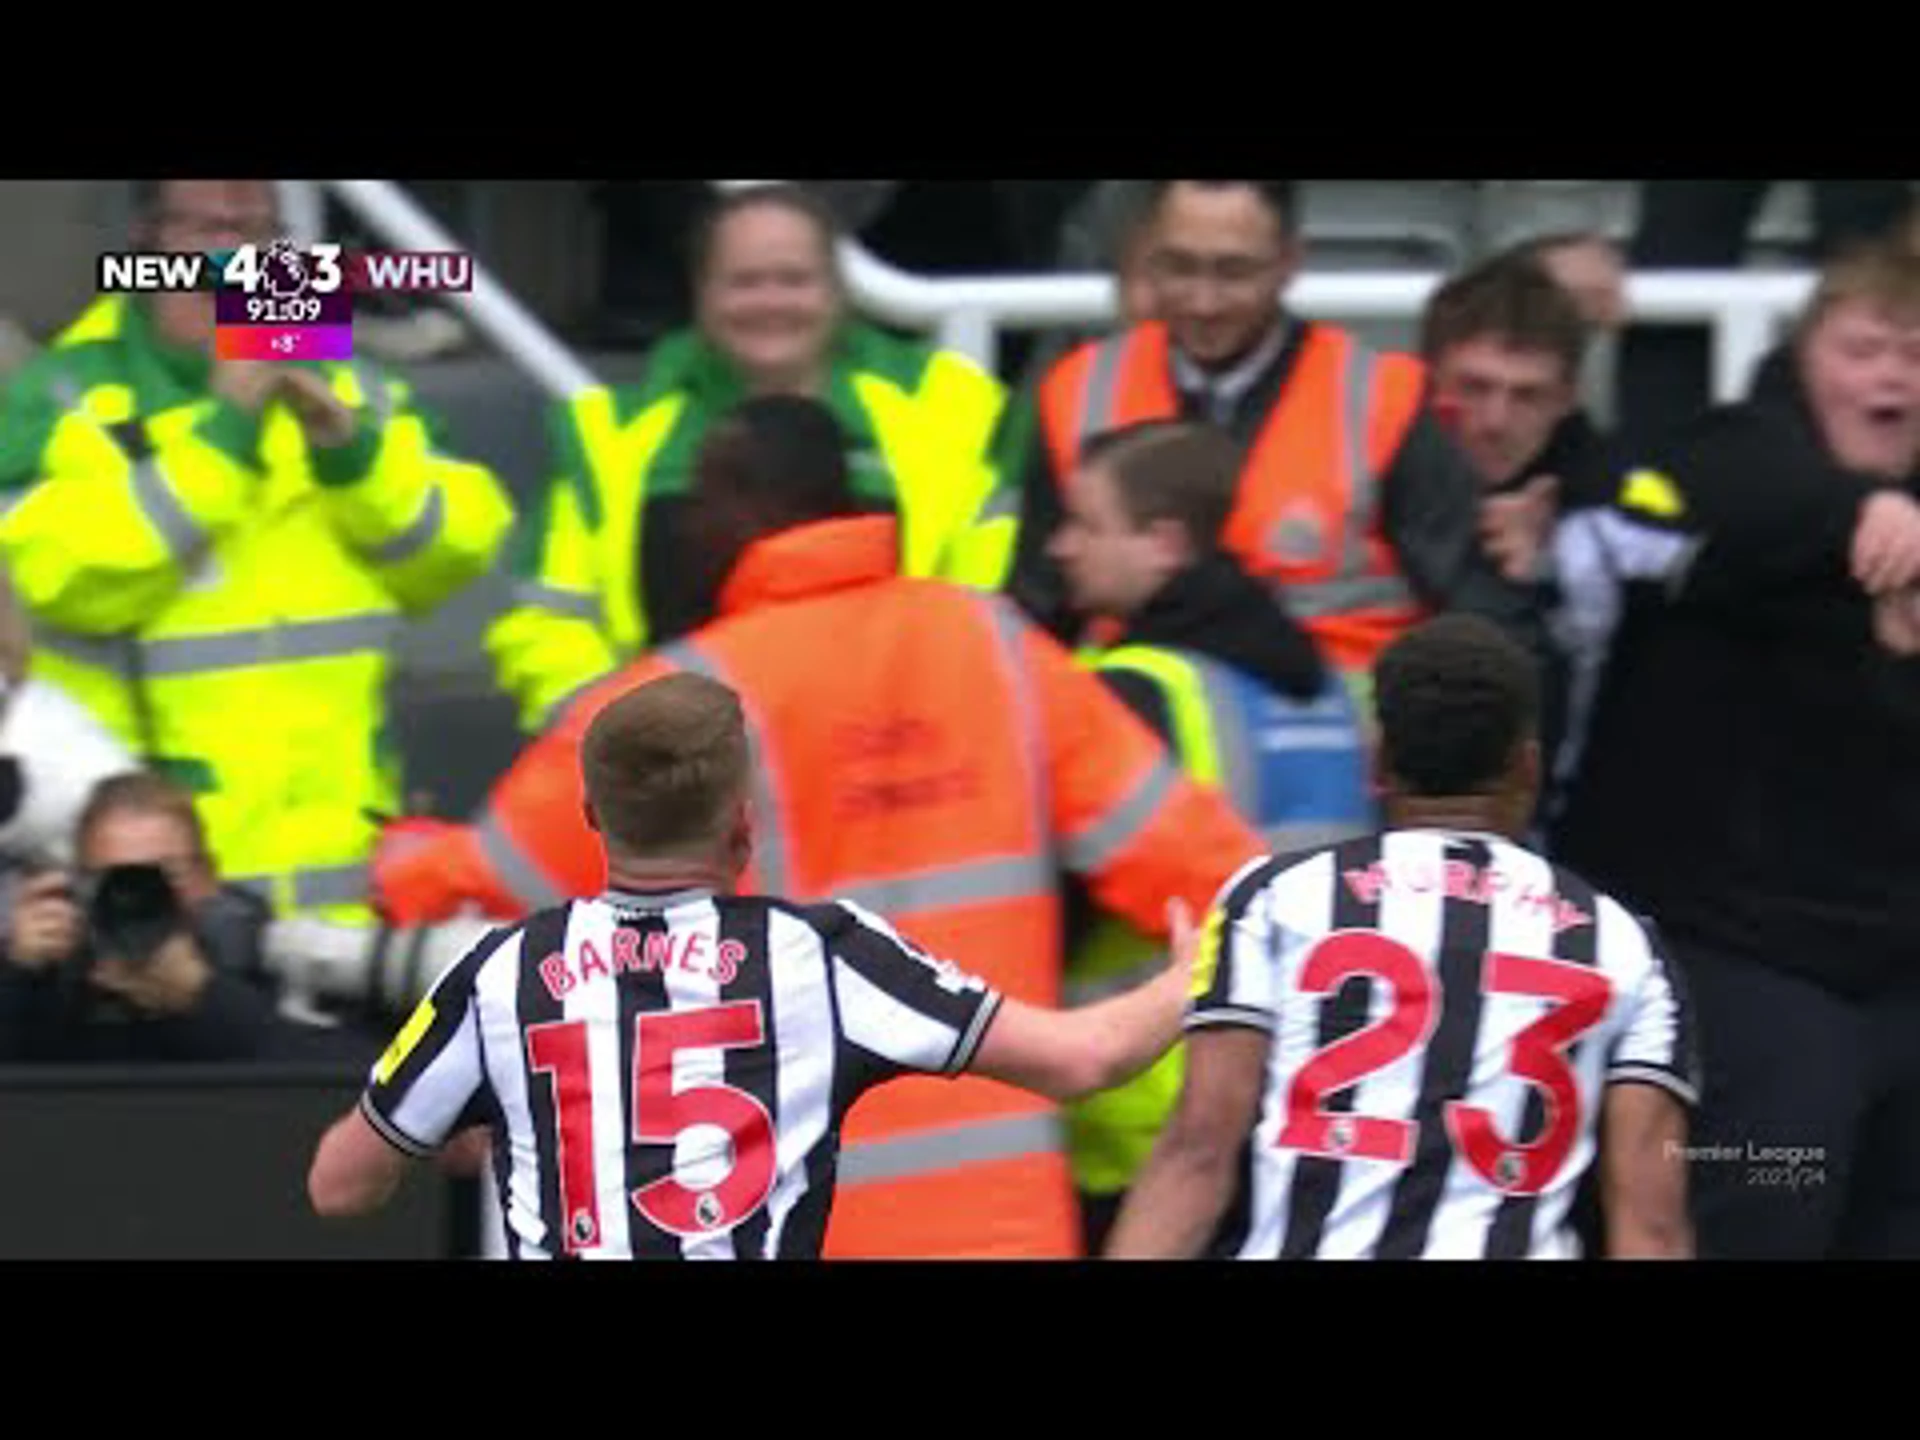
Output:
[{"xmin": 0, "ymin": 295, "xmax": 515, "ymax": 924}]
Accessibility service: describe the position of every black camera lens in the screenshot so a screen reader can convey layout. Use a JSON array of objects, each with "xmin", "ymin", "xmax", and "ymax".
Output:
[{"xmin": 86, "ymin": 863, "xmax": 185, "ymax": 967}]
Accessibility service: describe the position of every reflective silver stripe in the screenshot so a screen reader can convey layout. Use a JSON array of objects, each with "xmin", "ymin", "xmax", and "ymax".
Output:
[
  {"xmin": 347, "ymin": 361, "xmax": 394, "ymax": 425},
  {"xmin": 361, "ymin": 489, "xmax": 446, "ymax": 566},
  {"xmin": 1188, "ymin": 654, "xmax": 1260, "ymax": 819},
  {"xmin": 1075, "ymin": 333, "xmax": 1131, "ymax": 454},
  {"xmin": 475, "ymin": 811, "xmax": 563, "ymax": 908},
  {"xmin": 513, "ymin": 581, "xmax": 601, "ymax": 623},
  {"xmin": 1282, "ymin": 573, "xmax": 1419, "ymax": 620},
  {"xmin": 129, "ymin": 458, "xmax": 207, "ymax": 567},
  {"xmin": 140, "ymin": 613, "xmax": 401, "ymax": 677},
  {"xmin": 837, "ymin": 852, "xmax": 1052, "ymax": 918},
  {"xmin": 972, "ymin": 489, "xmax": 1020, "ymax": 524},
  {"xmin": 1062, "ymin": 755, "xmax": 1179, "ymax": 875},
  {"xmin": 230, "ymin": 862, "xmax": 372, "ymax": 910},
  {"xmin": 35, "ymin": 624, "xmax": 136, "ymax": 674},
  {"xmin": 656, "ymin": 639, "xmax": 793, "ymax": 896},
  {"xmin": 1262, "ymin": 336, "xmax": 1409, "ymax": 612},
  {"xmin": 1262, "ymin": 725, "xmax": 1370, "ymax": 753},
  {"xmin": 1266, "ymin": 820, "xmax": 1370, "ymax": 858},
  {"xmin": 1063, "ymin": 959, "xmax": 1164, "ymax": 1009},
  {"xmin": 837, "ymin": 1111, "xmax": 1066, "ymax": 1187},
  {"xmin": 979, "ymin": 597, "xmax": 1052, "ymax": 867}
]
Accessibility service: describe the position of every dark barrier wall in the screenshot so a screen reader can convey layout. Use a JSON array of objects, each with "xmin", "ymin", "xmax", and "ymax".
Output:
[{"xmin": 0, "ymin": 1065, "xmax": 461, "ymax": 1259}]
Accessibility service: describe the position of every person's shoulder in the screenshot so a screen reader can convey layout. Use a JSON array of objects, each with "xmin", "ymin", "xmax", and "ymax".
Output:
[{"xmin": 841, "ymin": 321, "xmax": 948, "ymax": 394}]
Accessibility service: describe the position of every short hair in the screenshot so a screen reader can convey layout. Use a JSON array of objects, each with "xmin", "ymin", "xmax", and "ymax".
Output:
[
  {"xmin": 1420, "ymin": 255, "xmax": 1588, "ymax": 380},
  {"xmin": 76, "ymin": 772, "xmax": 209, "ymax": 862},
  {"xmin": 129, "ymin": 179, "xmax": 277, "ymax": 226},
  {"xmin": 1079, "ymin": 420, "xmax": 1240, "ymax": 551},
  {"xmin": 1374, "ymin": 615, "xmax": 1539, "ymax": 797},
  {"xmin": 1144, "ymin": 181, "xmax": 1301, "ymax": 239},
  {"xmin": 581, "ymin": 673, "xmax": 752, "ymax": 857},
  {"xmin": 689, "ymin": 183, "xmax": 845, "ymax": 286},
  {"xmin": 1799, "ymin": 238, "xmax": 1920, "ymax": 338},
  {"xmin": 695, "ymin": 394, "xmax": 857, "ymax": 533}
]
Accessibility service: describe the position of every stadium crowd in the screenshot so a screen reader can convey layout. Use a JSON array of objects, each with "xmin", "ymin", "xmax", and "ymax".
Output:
[{"xmin": 1, "ymin": 177, "xmax": 1917, "ymax": 1260}]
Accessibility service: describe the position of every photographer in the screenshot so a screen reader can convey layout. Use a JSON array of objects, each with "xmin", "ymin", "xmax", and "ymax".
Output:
[{"xmin": 0, "ymin": 773, "xmax": 376, "ymax": 1065}]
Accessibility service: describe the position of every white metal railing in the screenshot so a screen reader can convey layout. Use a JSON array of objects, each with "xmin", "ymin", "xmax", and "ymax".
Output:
[
  {"xmin": 291, "ymin": 180, "xmax": 1820, "ymax": 407},
  {"xmin": 835, "ymin": 240, "xmax": 1817, "ymax": 401},
  {"xmin": 314, "ymin": 180, "xmax": 601, "ymax": 399}
]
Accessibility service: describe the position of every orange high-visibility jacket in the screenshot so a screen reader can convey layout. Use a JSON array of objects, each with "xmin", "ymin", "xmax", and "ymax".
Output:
[
  {"xmin": 1039, "ymin": 320, "xmax": 1429, "ymax": 674},
  {"xmin": 391, "ymin": 514, "xmax": 1265, "ymax": 1258}
]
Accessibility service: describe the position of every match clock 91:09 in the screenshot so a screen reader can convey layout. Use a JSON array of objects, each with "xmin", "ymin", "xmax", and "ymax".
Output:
[{"xmin": 214, "ymin": 240, "xmax": 352, "ymax": 328}]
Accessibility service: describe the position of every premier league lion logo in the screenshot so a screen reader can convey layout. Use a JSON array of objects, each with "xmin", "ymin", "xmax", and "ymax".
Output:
[{"xmin": 261, "ymin": 240, "xmax": 310, "ymax": 300}]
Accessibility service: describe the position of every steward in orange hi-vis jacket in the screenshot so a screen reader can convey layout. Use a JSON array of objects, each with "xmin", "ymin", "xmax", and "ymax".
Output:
[{"xmin": 374, "ymin": 396, "xmax": 1264, "ymax": 1259}]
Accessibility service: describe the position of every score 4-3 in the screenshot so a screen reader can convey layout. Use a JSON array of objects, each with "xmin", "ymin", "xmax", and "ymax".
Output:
[{"xmin": 218, "ymin": 241, "xmax": 343, "ymax": 295}]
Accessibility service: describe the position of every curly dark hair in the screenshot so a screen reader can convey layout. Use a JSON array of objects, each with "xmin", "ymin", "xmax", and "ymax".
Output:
[{"xmin": 1374, "ymin": 615, "xmax": 1539, "ymax": 797}]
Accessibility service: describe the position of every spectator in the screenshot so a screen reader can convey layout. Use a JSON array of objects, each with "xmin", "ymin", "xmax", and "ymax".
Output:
[
  {"xmin": 1047, "ymin": 419, "xmax": 1374, "ymax": 1251},
  {"xmin": 374, "ymin": 394, "xmax": 1267, "ymax": 1259},
  {"xmin": 590, "ymin": 181, "xmax": 903, "ymax": 349},
  {"xmin": 0, "ymin": 179, "xmax": 515, "ymax": 938},
  {"xmin": 0, "ymin": 562, "xmax": 139, "ymax": 868},
  {"xmin": 971, "ymin": 192, "xmax": 1164, "ymax": 591},
  {"xmin": 1423, "ymin": 252, "xmax": 1615, "ymax": 518},
  {"xmin": 1421, "ymin": 255, "xmax": 1629, "ymax": 793},
  {"xmin": 487, "ymin": 182, "xmax": 1010, "ymax": 735},
  {"xmin": 1554, "ymin": 239, "xmax": 1920, "ymax": 1258},
  {"xmin": 1004, "ymin": 179, "xmax": 1543, "ymax": 705},
  {"xmin": 1615, "ymin": 180, "xmax": 1914, "ymax": 453},
  {"xmin": 0, "ymin": 772, "xmax": 377, "ymax": 1064}
]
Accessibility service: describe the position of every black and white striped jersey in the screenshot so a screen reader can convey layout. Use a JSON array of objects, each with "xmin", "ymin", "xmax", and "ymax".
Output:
[
  {"xmin": 359, "ymin": 887, "xmax": 1002, "ymax": 1259},
  {"xmin": 1189, "ymin": 828, "xmax": 1699, "ymax": 1260}
]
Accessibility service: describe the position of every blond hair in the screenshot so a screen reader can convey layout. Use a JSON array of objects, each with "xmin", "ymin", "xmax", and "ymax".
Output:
[{"xmin": 1800, "ymin": 239, "xmax": 1920, "ymax": 340}]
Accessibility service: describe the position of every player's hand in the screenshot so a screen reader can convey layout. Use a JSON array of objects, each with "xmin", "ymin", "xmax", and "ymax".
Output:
[
  {"xmin": 276, "ymin": 368, "xmax": 359, "ymax": 449},
  {"xmin": 6, "ymin": 870, "xmax": 83, "ymax": 971},
  {"xmin": 91, "ymin": 931, "xmax": 213, "ymax": 1015},
  {"xmin": 1852, "ymin": 490, "xmax": 1920, "ymax": 596},
  {"xmin": 211, "ymin": 360, "xmax": 280, "ymax": 415},
  {"xmin": 1873, "ymin": 588, "xmax": 1920, "ymax": 656},
  {"xmin": 1479, "ymin": 476, "xmax": 1559, "ymax": 583}
]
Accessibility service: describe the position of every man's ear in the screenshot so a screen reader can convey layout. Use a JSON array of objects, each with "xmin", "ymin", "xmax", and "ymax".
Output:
[
  {"xmin": 582, "ymin": 797, "xmax": 603, "ymax": 836},
  {"xmin": 1145, "ymin": 517, "xmax": 1197, "ymax": 573}
]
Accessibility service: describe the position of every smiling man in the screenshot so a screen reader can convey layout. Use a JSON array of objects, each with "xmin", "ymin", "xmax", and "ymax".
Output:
[{"xmin": 1004, "ymin": 180, "xmax": 1540, "ymax": 694}]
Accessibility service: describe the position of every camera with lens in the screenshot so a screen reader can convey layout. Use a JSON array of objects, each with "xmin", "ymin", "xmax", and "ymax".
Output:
[{"xmin": 80, "ymin": 862, "xmax": 188, "ymax": 968}]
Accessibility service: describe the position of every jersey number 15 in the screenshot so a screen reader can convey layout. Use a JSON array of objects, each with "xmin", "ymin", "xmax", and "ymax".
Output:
[{"xmin": 526, "ymin": 1001, "xmax": 776, "ymax": 1253}]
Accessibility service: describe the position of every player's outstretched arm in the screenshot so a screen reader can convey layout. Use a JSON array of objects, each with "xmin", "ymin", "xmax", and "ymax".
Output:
[
  {"xmin": 968, "ymin": 898, "xmax": 1198, "ymax": 1102},
  {"xmin": 309, "ymin": 1107, "xmax": 411, "ymax": 1218},
  {"xmin": 1103, "ymin": 1023, "xmax": 1268, "ymax": 1259},
  {"xmin": 1600, "ymin": 1082, "xmax": 1693, "ymax": 1259},
  {"xmin": 308, "ymin": 1109, "xmax": 489, "ymax": 1218}
]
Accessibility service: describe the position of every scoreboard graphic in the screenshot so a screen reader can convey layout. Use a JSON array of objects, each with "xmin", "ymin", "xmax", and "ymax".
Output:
[
  {"xmin": 212, "ymin": 240, "xmax": 352, "ymax": 361},
  {"xmin": 96, "ymin": 238, "xmax": 473, "ymax": 362}
]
